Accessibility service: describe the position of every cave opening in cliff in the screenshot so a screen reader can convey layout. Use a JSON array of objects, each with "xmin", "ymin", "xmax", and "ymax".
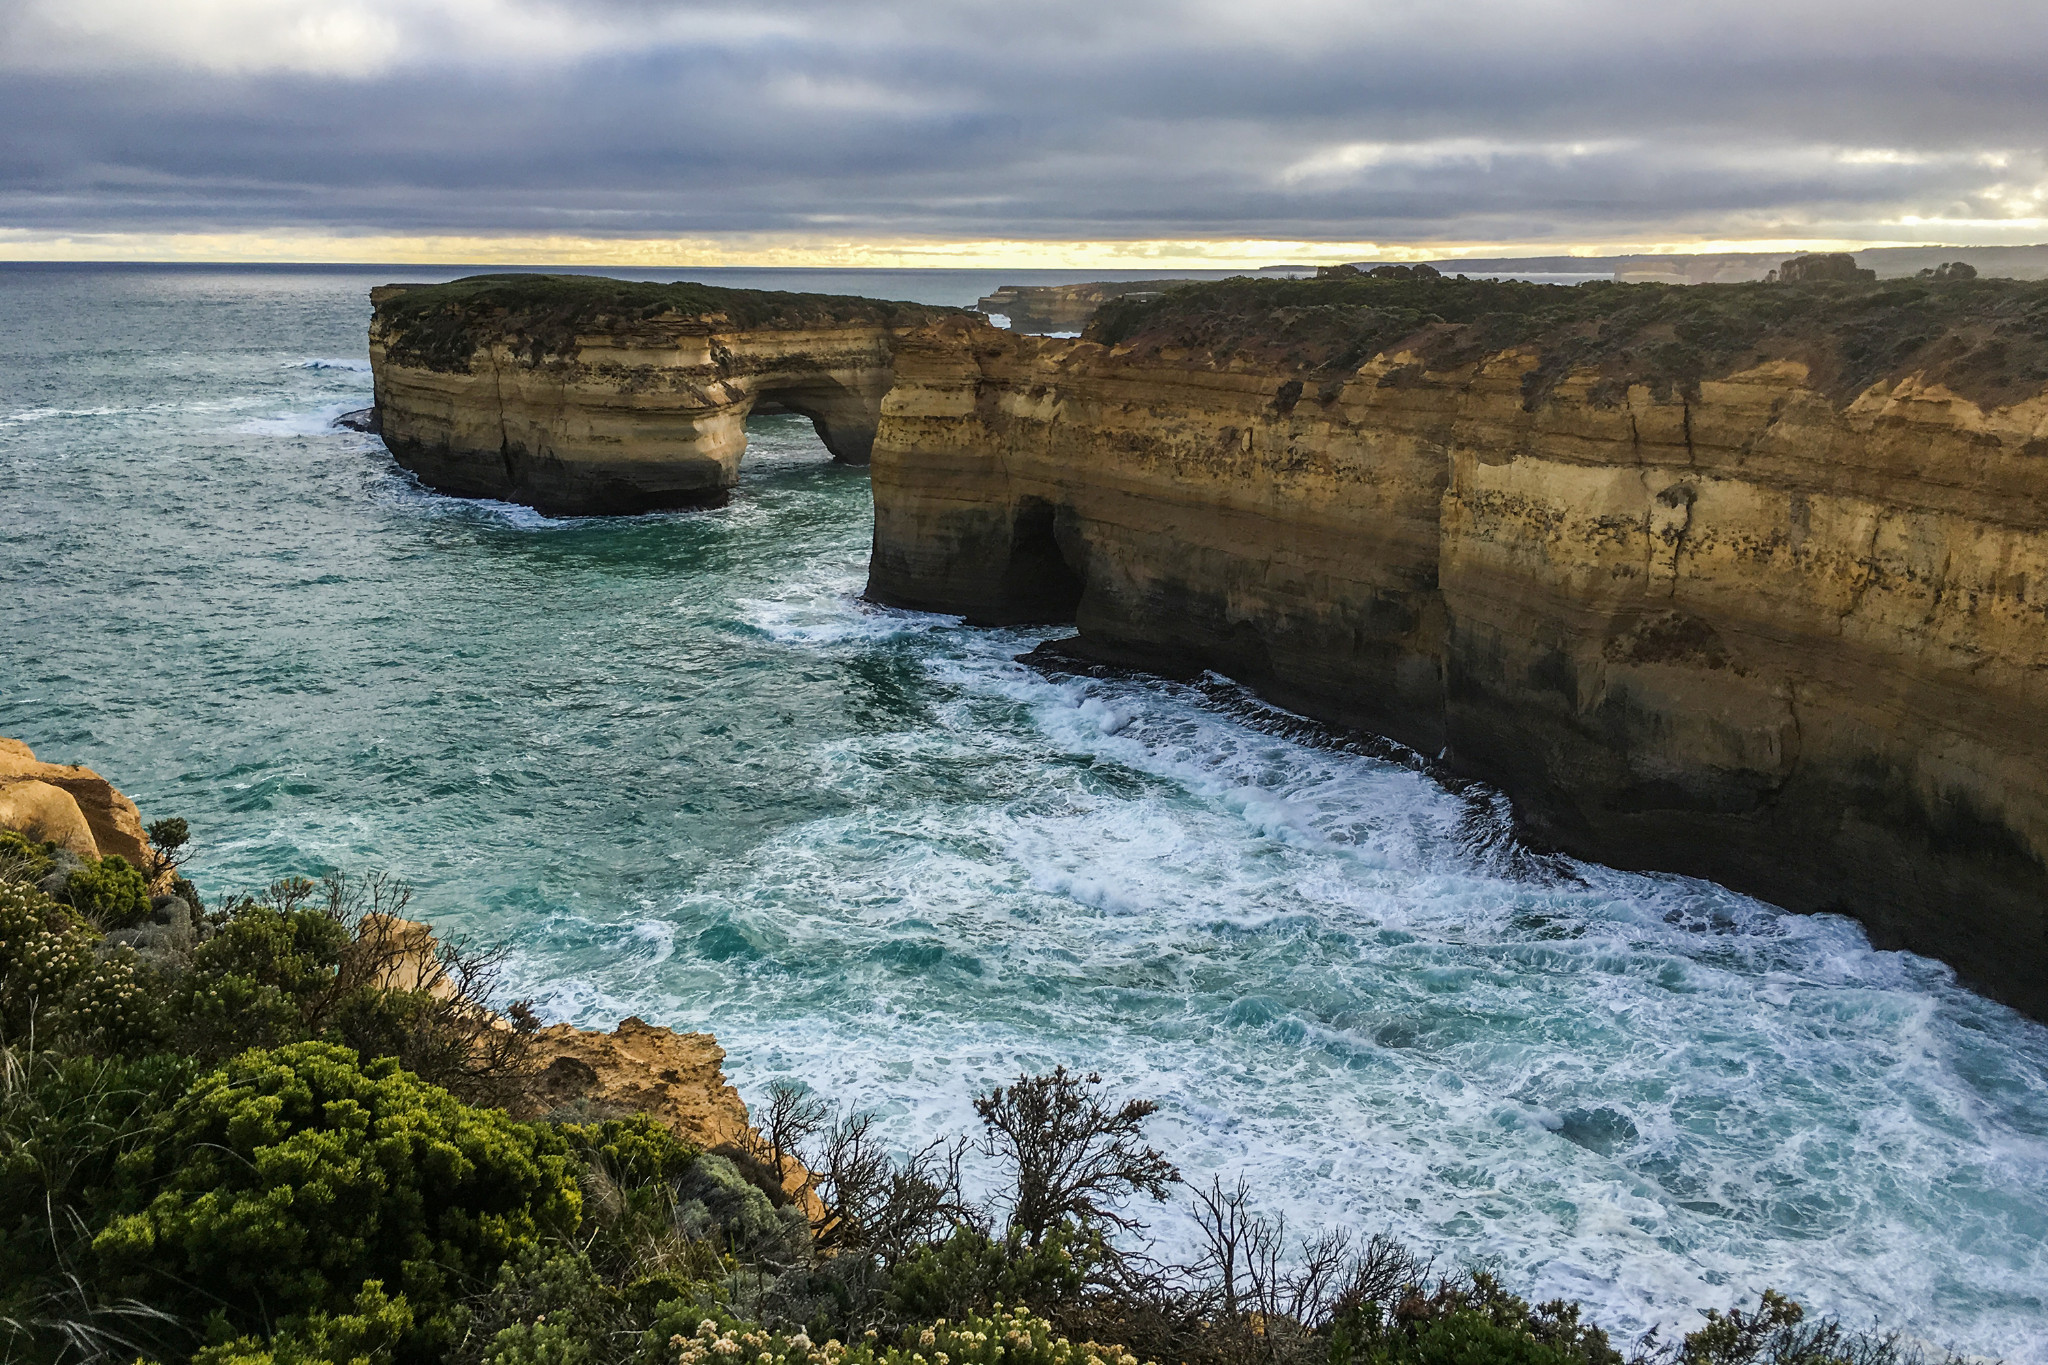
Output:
[{"xmin": 1000, "ymin": 496, "xmax": 1084, "ymax": 623}]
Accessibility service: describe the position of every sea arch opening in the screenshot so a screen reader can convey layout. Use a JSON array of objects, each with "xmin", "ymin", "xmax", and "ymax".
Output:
[{"xmin": 745, "ymin": 374, "xmax": 882, "ymax": 467}]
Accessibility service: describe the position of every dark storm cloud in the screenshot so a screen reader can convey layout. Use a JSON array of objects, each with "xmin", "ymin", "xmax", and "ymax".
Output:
[{"xmin": 2, "ymin": 0, "xmax": 2044, "ymax": 245}]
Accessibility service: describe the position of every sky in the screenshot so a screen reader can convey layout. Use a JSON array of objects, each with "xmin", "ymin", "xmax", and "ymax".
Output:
[{"xmin": 2, "ymin": 0, "xmax": 2045, "ymax": 265}]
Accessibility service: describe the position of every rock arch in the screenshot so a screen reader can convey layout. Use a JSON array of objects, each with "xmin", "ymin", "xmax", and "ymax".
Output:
[{"xmin": 367, "ymin": 278, "xmax": 947, "ymax": 516}]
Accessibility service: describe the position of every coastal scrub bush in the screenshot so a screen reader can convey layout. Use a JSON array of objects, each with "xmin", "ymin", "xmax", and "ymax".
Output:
[
  {"xmin": 974, "ymin": 1068, "xmax": 1179, "ymax": 1247},
  {"xmin": 0, "ymin": 830, "xmax": 57, "ymax": 886},
  {"xmin": 886, "ymin": 1227, "xmax": 1092, "ymax": 1324},
  {"xmin": 192, "ymin": 1281, "xmax": 416, "ymax": 1365},
  {"xmin": 1329, "ymin": 1274, "xmax": 1620, "ymax": 1365},
  {"xmin": 0, "ymin": 880, "xmax": 156, "ymax": 1050},
  {"xmin": 90, "ymin": 1041, "xmax": 582, "ymax": 1362},
  {"xmin": 168, "ymin": 888, "xmax": 353, "ymax": 1054},
  {"xmin": 1083, "ymin": 273, "xmax": 2048, "ymax": 413},
  {"xmin": 450, "ymin": 1247, "xmax": 631, "ymax": 1365},
  {"xmin": 643, "ymin": 1301, "xmax": 1147, "ymax": 1365},
  {"xmin": 60, "ymin": 854, "xmax": 150, "ymax": 929},
  {"xmin": 162, "ymin": 874, "xmax": 537, "ymax": 1105},
  {"xmin": 145, "ymin": 817, "xmax": 192, "ymax": 881}
]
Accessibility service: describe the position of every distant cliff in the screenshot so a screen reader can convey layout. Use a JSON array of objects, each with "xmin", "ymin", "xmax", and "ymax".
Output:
[
  {"xmin": 369, "ymin": 275, "xmax": 953, "ymax": 515},
  {"xmin": 868, "ymin": 275, "xmax": 2048, "ymax": 1018},
  {"xmin": 975, "ymin": 279, "xmax": 1200, "ymax": 334}
]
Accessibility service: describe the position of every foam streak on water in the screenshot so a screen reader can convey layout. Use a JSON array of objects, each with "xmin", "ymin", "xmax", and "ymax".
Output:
[{"xmin": 3, "ymin": 266, "xmax": 2045, "ymax": 1361}]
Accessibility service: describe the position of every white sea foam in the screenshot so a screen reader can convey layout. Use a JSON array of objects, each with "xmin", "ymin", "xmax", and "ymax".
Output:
[
  {"xmin": 496, "ymin": 590, "xmax": 2048, "ymax": 1361},
  {"xmin": 237, "ymin": 401, "xmax": 372, "ymax": 437},
  {"xmin": 737, "ymin": 589, "xmax": 959, "ymax": 646}
]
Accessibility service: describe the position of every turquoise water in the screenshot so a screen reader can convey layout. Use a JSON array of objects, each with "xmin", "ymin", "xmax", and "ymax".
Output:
[{"xmin": 3, "ymin": 265, "xmax": 2046, "ymax": 1359}]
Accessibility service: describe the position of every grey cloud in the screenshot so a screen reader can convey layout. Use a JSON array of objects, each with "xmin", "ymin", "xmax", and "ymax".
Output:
[{"xmin": 2, "ymin": 0, "xmax": 2044, "ymax": 246}]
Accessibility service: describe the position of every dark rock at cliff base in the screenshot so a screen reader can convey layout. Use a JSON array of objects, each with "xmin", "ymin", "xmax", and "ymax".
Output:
[{"xmin": 334, "ymin": 407, "xmax": 380, "ymax": 433}]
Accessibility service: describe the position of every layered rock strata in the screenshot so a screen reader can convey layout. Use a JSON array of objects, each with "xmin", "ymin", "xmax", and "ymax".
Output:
[
  {"xmin": 370, "ymin": 275, "xmax": 951, "ymax": 515},
  {"xmin": 974, "ymin": 279, "xmax": 1200, "ymax": 334},
  {"xmin": 867, "ymin": 279, "xmax": 2048, "ymax": 1017}
]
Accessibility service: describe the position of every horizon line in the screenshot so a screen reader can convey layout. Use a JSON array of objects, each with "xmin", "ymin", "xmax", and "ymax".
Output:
[{"xmin": 3, "ymin": 229, "xmax": 2046, "ymax": 271}]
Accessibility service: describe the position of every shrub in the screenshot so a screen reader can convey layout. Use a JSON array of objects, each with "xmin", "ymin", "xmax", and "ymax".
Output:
[
  {"xmin": 194, "ymin": 1281, "xmax": 416, "ymax": 1365},
  {"xmin": 451, "ymin": 1247, "xmax": 629, "ymax": 1365},
  {"xmin": 0, "ymin": 880, "xmax": 156, "ymax": 1050},
  {"xmin": 887, "ymin": 1227, "xmax": 1091, "ymax": 1323},
  {"xmin": 567, "ymin": 1113, "xmax": 703, "ymax": 1187},
  {"xmin": 0, "ymin": 830, "xmax": 57, "ymax": 886},
  {"xmin": 974, "ymin": 1068, "xmax": 1179, "ymax": 1247},
  {"xmin": 643, "ymin": 1301, "xmax": 1148, "ymax": 1365},
  {"xmin": 145, "ymin": 817, "xmax": 191, "ymax": 881},
  {"xmin": 168, "ymin": 875, "xmax": 538, "ymax": 1104},
  {"xmin": 1331, "ymin": 1275, "xmax": 1619, "ymax": 1365},
  {"xmin": 91, "ymin": 1041, "xmax": 582, "ymax": 1362},
  {"xmin": 62, "ymin": 854, "xmax": 151, "ymax": 928}
]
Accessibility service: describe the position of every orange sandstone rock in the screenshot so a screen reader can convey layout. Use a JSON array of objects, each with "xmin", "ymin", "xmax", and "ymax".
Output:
[{"xmin": 0, "ymin": 736, "xmax": 154, "ymax": 873}]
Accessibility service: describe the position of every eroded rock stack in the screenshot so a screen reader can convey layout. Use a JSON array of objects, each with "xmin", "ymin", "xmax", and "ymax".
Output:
[{"xmin": 369, "ymin": 275, "xmax": 953, "ymax": 515}]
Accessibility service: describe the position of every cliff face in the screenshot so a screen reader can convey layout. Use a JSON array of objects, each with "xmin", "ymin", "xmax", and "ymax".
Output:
[
  {"xmin": 868, "ymin": 279, "xmax": 2048, "ymax": 1017},
  {"xmin": 974, "ymin": 279, "xmax": 1200, "ymax": 334},
  {"xmin": 370, "ymin": 275, "xmax": 951, "ymax": 515}
]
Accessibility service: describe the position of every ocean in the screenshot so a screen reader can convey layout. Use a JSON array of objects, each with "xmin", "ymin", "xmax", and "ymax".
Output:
[{"xmin": 2, "ymin": 263, "xmax": 2044, "ymax": 1359}]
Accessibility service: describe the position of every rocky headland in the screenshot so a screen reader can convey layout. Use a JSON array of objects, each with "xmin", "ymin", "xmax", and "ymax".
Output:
[
  {"xmin": 867, "ymin": 274, "xmax": 2048, "ymax": 1017},
  {"xmin": 369, "ymin": 275, "xmax": 953, "ymax": 515},
  {"xmin": 974, "ymin": 279, "xmax": 1201, "ymax": 333},
  {"xmin": 361, "ymin": 270, "xmax": 2048, "ymax": 1017}
]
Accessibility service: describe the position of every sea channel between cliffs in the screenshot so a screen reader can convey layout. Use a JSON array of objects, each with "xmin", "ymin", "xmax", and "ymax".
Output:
[{"xmin": 3, "ymin": 265, "xmax": 2046, "ymax": 1359}]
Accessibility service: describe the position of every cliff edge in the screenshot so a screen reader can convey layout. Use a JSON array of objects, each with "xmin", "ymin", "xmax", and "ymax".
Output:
[
  {"xmin": 369, "ymin": 275, "xmax": 954, "ymax": 515},
  {"xmin": 867, "ymin": 275, "xmax": 2048, "ymax": 1017}
]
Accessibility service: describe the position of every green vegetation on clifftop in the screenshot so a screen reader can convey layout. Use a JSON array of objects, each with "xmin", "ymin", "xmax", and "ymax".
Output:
[
  {"xmin": 374, "ymin": 275, "xmax": 957, "ymax": 373},
  {"xmin": 1085, "ymin": 274, "xmax": 2048, "ymax": 412}
]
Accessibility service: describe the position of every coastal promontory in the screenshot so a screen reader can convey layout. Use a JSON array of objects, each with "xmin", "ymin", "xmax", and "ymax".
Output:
[
  {"xmin": 369, "ymin": 275, "xmax": 953, "ymax": 515},
  {"xmin": 867, "ymin": 274, "xmax": 2048, "ymax": 1017}
]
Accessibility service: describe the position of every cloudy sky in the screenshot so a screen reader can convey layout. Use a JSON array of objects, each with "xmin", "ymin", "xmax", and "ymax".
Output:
[{"xmin": 2, "ymin": 0, "xmax": 2045, "ymax": 264}]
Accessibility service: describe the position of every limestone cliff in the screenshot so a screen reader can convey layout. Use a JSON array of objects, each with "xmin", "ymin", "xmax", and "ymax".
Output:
[
  {"xmin": 867, "ymin": 276, "xmax": 2048, "ymax": 1018},
  {"xmin": 974, "ymin": 279, "xmax": 1200, "ymax": 334},
  {"xmin": 369, "ymin": 275, "xmax": 953, "ymax": 515}
]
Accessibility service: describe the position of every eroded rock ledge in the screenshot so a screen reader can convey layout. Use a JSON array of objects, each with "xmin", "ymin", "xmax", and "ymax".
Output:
[
  {"xmin": 370, "ymin": 275, "xmax": 954, "ymax": 515},
  {"xmin": 867, "ymin": 276, "xmax": 2048, "ymax": 1017}
]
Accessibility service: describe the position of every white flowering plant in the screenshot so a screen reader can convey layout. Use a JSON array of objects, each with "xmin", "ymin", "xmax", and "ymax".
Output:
[{"xmin": 646, "ymin": 1302, "xmax": 1149, "ymax": 1365}]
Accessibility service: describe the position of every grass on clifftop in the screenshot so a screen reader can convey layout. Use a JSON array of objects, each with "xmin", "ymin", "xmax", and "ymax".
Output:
[
  {"xmin": 375, "ymin": 274, "xmax": 958, "ymax": 373},
  {"xmin": 1084, "ymin": 275, "xmax": 2048, "ymax": 412}
]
